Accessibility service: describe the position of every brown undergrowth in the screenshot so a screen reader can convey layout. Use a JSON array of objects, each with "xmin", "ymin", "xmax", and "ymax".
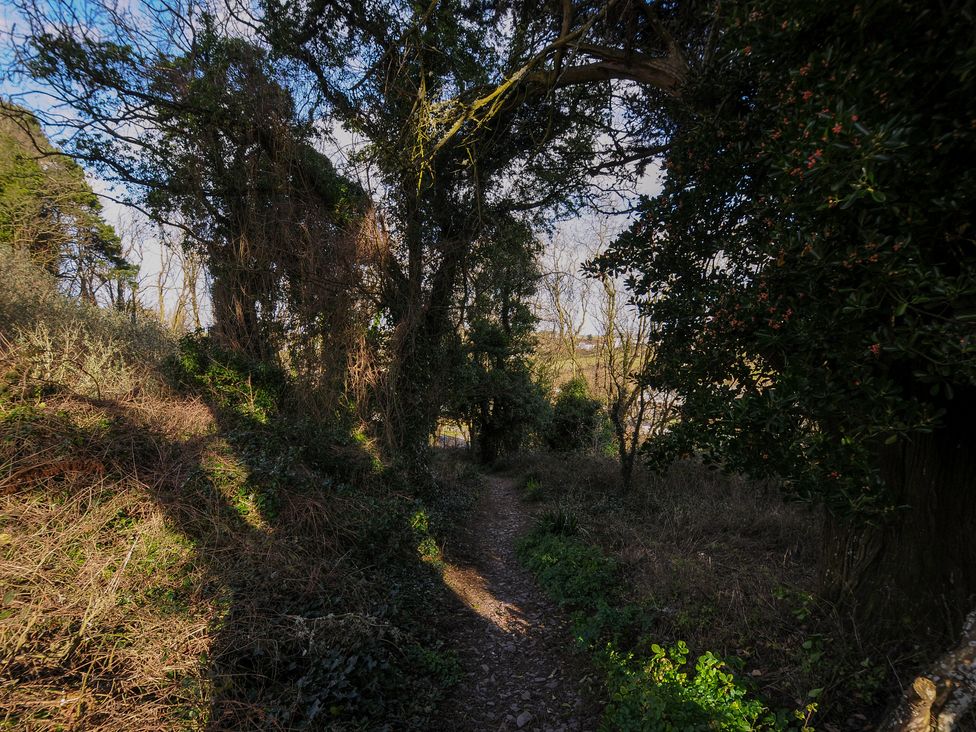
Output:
[
  {"xmin": 497, "ymin": 452, "xmax": 915, "ymax": 730},
  {"xmin": 0, "ymin": 386, "xmax": 456, "ymax": 730},
  {"xmin": 0, "ymin": 249, "xmax": 460, "ymax": 730}
]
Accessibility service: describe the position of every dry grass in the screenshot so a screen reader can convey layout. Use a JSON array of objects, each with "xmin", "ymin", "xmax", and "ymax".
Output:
[
  {"xmin": 0, "ymin": 251, "xmax": 445, "ymax": 730},
  {"xmin": 0, "ymin": 474, "xmax": 212, "ymax": 730},
  {"xmin": 498, "ymin": 452, "xmax": 904, "ymax": 726},
  {"xmin": 0, "ymin": 251, "xmax": 430, "ymax": 731},
  {"xmin": 0, "ymin": 394, "xmax": 214, "ymax": 730},
  {"xmin": 0, "ymin": 246, "xmax": 174, "ymax": 400},
  {"xmin": 0, "ymin": 387, "xmax": 411, "ymax": 730}
]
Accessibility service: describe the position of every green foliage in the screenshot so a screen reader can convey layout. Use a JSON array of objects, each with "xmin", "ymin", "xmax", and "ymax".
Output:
[
  {"xmin": 167, "ymin": 334, "xmax": 285, "ymax": 424},
  {"xmin": 163, "ymin": 341, "xmax": 465, "ymax": 727},
  {"xmin": 599, "ymin": 0, "xmax": 976, "ymax": 518},
  {"xmin": 517, "ymin": 529, "xmax": 616, "ymax": 609},
  {"xmin": 277, "ymin": 614, "xmax": 406, "ymax": 725},
  {"xmin": 15, "ymin": 0, "xmax": 610, "ymax": 464},
  {"xmin": 450, "ymin": 216, "xmax": 551, "ymax": 462},
  {"xmin": 574, "ymin": 601, "xmax": 652, "ymax": 650},
  {"xmin": 546, "ymin": 376, "xmax": 603, "ymax": 452},
  {"xmin": 410, "ymin": 508, "xmax": 442, "ymax": 563},
  {"xmin": 521, "ymin": 474, "xmax": 544, "ymax": 502},
  {"xmin": 0, "ymin": 104, "xmax": 132, "ymax": 300},
  {"xmin": 166, "ymin": 334, "xmax": 382, "ymax": 530},
  {"xmin": 599, "ymin": 642, "xmax": 800, "ymax": 731},
  {"xmin": 772, "ymin": 586, "xmax": 816, "ymax": 624},
  {"xmin": 518, "ymin": 515, "xmax": 803, "ymax": 730},
  {"xmin": 406, "ymin": 643, "xmax": 462, "ymax": 688}
]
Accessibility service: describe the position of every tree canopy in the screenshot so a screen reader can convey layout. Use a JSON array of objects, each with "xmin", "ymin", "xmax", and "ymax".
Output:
[
  {"xmin": 5, "ymin": 0, "xmax": 975, "ymax": 644},
  {"xmin": 598, "ymin": 0, "xmax": 976, "ymax": 621},
  {"xmin": 0, "ymin": 102, "xmax": 131, "ymax": 303}
]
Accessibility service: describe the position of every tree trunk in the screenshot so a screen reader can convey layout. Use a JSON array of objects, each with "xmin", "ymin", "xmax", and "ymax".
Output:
[
  {"xmin": 209, "ymin": 266, "xmax": 268, "ymax": 361},
  {"xmin": 620, "ymin": 445, "xmax": 636, "ymax": 492},
  {"xmin": 382, "ymin": 287, "xmax": 456, "ymax": 476},
  {"xmin": 478, "ymin": 401, "xmax": 501, "ymax": 465},
  {"xmin": 819, "ymin": 388, "xmax": 976, "ymax": 638},
  {"xmin": 380, "ymin": 211, "xmax": 466, "ymax": 473},
  {"xmin": 610, "ymin": 401, "xmax": 635, "ymax": 491},
  {"xmin": 383, "ymin": 334, "xmax": 438, "ymax": 461}
]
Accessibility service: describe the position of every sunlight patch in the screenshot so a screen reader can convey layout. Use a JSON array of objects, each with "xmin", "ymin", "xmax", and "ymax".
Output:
[{"xmin": 441, "ymin": 563, "xmax": 530, "ymax": 635}]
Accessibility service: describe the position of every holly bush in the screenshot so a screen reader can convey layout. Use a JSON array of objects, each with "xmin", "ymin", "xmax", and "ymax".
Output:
[{"xmin": 601, "ymin": 0, "xmax": 976, "ymax": 517}]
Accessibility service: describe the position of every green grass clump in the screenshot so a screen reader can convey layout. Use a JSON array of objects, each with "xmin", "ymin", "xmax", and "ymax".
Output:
[
  {"xmin": 517, "ymin": 526, "xmax": 616, "ymax": 609},
  {"xmin": 522, "ymin": 474, "xmax": 544, "ymax": 502},
  {"xmin": 517, "ymin": 518, "xmax": 809, "ymax": 731}
]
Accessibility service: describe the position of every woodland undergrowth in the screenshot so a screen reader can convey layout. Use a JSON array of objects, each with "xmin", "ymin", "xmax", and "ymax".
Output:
[
  {"xmin": 0, "ymin": 248, "xmax": 467, "ymax": 731},
  {"xmin": 503, "ymin": 452, "xmax": 916, "ymax": 731}
]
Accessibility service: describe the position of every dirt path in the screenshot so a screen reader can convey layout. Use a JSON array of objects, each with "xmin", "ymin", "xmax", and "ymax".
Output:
[{"xmin": 435, "ymin": 475, "xmax": 601, "ymax": 731}]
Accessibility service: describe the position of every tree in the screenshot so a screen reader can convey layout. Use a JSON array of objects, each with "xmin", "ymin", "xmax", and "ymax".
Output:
[
  {"xmin": 10, "ymin": 0, "xmax": 706, "ymax": 469},
  {"xmin": 262, "ymin": 0, "xmax": 617, "ymax": 470},
  {"xmin": 0, "ymin": 102, "xmax": 132, "ymax": 304},
  {"xmin": 451, "ymin": 216, "xmax": 548, "ymax": 464},
  {"xmin": 583, "ymin": 218, "xmax": 675, "ymax": 490},
  {"xmin": 538, "ymin": 231, "xmax": 594, "ymax": 381},
  {"xmin": 599, "ymin": 0, "xmax": 976, "ymax": 630},
  {"xmin": 143, "ymin": 27, "xmax": 368, "ymax": 366},
  {"xmin": 594, "ymin": 268, "xmax": 677, "ymax": 491},
  {"xmin": 10, "ymin": 5, "xmax": 371, "ymax": 408}
]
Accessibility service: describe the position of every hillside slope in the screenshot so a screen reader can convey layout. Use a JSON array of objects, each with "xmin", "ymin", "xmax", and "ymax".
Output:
[{"xmin": 0, "ymin": 247, "xmax": 463, "ymax": 730}]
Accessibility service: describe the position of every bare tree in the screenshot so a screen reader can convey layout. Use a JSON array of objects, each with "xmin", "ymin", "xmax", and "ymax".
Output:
[
  {"xmin": 176, "ymin": 247, "xmax": 204, "ymax": 330},
  {"xmin": 537, "ymin": 231, "xmax": 593, "ymax": 382},
  {"xmin": 590, "ymin": 219, "xmax": 677, "ymax": 490}
]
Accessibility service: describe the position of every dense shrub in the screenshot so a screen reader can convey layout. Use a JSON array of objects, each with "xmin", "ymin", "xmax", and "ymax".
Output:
[
  {"xmin": 546, "ymin": 376, "xmax": 603, "ymax": 452},
  {"xmin": 0, "ymin": 245, "xmax": 174, "ymax": 398},
  {"xmin": 165, "ymin": 333, "xmax": 287, "ymax": 423},
  {"xmin": 165, "ymin": 333, "xmax": 380, "ymax": 484}
]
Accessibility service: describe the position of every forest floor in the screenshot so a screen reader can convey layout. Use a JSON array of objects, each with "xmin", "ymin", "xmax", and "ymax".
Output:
[{"xmin": 435, "ymin": 475, "xmax": 602, "ymax": 731}]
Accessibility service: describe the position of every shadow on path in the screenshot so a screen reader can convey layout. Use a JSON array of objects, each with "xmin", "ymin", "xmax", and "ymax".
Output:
[{"xmin": 435, "ymin": 476, "xmax": 601, "ymax": 732}]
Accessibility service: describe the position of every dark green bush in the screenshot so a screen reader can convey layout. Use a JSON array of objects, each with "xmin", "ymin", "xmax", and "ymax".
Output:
[
  {"xmin": 546, "ymin": 376, "xmax": 603, "ymax": 452},
  {"xmin": 165, "ymin": 333, "xmax": 286, "ymax": 424}
]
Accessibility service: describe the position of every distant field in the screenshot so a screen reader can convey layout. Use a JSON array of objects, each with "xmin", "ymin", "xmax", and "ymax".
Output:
[{"xmin": 532, "ymin": 331, "xmax": 606, "ymax": 394}]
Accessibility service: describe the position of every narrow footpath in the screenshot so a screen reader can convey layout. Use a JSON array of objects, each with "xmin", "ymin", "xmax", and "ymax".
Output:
[{"xmin": 435, "ymin": 475, "xmax": 601, "ymax": 731}]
